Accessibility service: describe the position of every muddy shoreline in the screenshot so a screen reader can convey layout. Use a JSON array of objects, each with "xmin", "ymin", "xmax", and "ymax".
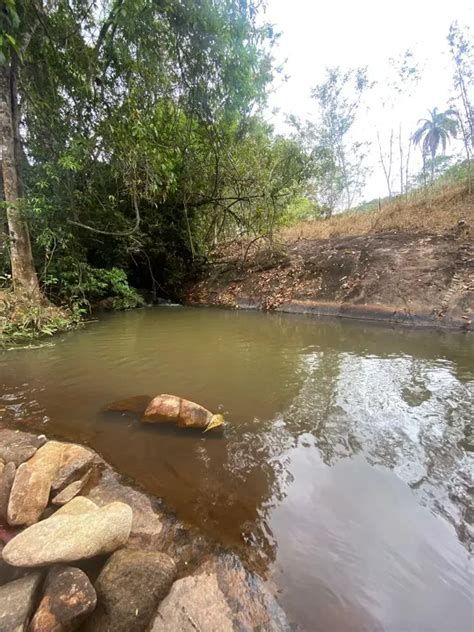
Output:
[
  {"xmin": 186, "ymin": 231, "xmax": 473, "ymax": 331},
  {"xmin": 0, "ymin": 424, "xmax": 291, "ymax": 631}
]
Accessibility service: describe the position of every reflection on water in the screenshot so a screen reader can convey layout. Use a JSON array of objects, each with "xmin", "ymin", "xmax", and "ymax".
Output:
[{"xmin": 1, "ymin": 307, "xmax": 473, "ymax": 631}]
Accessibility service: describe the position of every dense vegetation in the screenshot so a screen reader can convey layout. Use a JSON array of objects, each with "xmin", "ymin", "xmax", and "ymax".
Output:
[{"xmin": 0, "ymin": 1, "xmax": 472, "ymax": 342}]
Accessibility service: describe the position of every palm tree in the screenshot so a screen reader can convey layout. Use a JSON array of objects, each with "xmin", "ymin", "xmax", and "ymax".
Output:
[{"xmin": 412, "ymin": 108, "xmax": 458, "ymax": 183}]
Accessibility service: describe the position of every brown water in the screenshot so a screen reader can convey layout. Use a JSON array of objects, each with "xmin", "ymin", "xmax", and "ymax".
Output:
[{"xmin": 1, "ymin": 307, "xmax": 473, "ymax": 631}]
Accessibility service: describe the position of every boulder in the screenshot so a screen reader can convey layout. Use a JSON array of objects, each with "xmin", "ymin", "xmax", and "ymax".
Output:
[
  {"xmin": 29, "ymin": 566, "xmax": 97, "ymax": 632},
  {"xmin": 84, "ymin": 549, "xmax": 176, "ymax": 632},
  {"xmin": 2, "ymin": 499, "xmax": 132, "ymax": 567},
  {"xmin": 54, "ymin": 496, "xmax": 98, "ymax": 515},
  {"xmin": 84, "ymin": 469, "xmax": 164, "ymax": 550},
  {"xmin": 52, "ymin": 468, "xmax": 94, "ymax": 506},
  {"xmin": 142, "ymin": 394, "xmax": 224, "ymax": 431},
  {"xmin": 6, "ymin": 442, "xmax": 95, "ymax": 526},
  {"xmin": 0, "ymin": 430, "xmax": 47, "ymax": 467},
  {"xmin": 0, "ymin": 462, "xmax": 16, "ymax": 521},
  {"xmin": 0, "ymin": 572, "xmax": 43, "ymax": 631},
  {"xmin": 7, "ymin": 462, "xmax": 52, "ymax": 526},
  {"xmin": 0, "ymin": 544, "xmax": 27, "ymax": 586},
  {"xmin": 150, "ymin": 554, "xmax": 291, "ymax": 632},
  {"xmin": 51, "ymin": 444, "xmax": 95, "ymax": 492},
  {"xmin": 103, "ymin": 395, "xmax": 152, "ymax": 416}
]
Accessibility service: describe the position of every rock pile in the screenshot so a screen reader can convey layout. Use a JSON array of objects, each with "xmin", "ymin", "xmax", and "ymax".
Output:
[{"xmin": 0, "ymin": 427, "xmax": 290, "ymax": 631}]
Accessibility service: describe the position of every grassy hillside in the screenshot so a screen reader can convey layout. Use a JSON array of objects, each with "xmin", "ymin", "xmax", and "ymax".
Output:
[{"xmin": 281, "ymin": 182, "xmax": 473, "ymax": 244}]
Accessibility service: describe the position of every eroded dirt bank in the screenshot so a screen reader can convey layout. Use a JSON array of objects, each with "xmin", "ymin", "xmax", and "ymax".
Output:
[{"xmin": 186, "ymin": 230, "xmax": 473, "ymax": 330}]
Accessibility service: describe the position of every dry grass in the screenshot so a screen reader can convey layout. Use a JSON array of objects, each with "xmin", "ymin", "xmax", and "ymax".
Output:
[{"xmin": 281, "ymin": 183, "xmax": 474, "ymax": 243}]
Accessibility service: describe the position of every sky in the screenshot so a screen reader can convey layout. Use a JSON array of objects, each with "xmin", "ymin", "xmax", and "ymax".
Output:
[{"xmin": 262, "ymin": 0, "xmax": 474, "ymax": 201}]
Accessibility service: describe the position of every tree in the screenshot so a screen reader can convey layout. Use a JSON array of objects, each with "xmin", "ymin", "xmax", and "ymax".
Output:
[
  {"xmin": 412, "ymin": 108, "xmax": 458, "ymax": 183},
  {"xmin": 311, "ymin": 66, "xmax": 372, "ymax": 212},
  {"xmin": 376, "ymin": 50, "xmax": 422, "ymax": 196},
  {"xmin": 448, "ymin": 22, "xmax": 474, "ymax": 189},
  {"xmin": 287, "ymin": 116, "xmax": 344, "ymax": 218},
  {"xmin": 1, "ymin": 0, "xmax": 285, "ymax": 304},
  {"xmin": 0, "ymin": 0, "xmax": 42, "ymax": 301},
  {"xmin": 312, "ymin": 67, "xmax": 372, "ymax": 215}
]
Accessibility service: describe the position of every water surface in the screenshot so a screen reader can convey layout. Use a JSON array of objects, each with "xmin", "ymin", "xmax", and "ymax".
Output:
[{"xmin": 1, "ymin": 307, "xmax": 473, "ymax": 631}]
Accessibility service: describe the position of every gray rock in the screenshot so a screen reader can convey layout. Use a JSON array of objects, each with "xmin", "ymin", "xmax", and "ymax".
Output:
[
  {"xmin": 2, "ymin": 500, "xmax": 132, "ymax": 567},
  {"xmin": 84, "ymin": 549, "xmax": 176, "ymax": 632},
  {"xmin": 150, "ymin": 553, "xmax": 291, "ymax": 632},
  {"xmin": 0, "ymin": 462, "xmax": 16, "ymax": 521},
  {"xmin": 0, "ymin": 430, "xmax": 47, "ymax": 467},
  {"xmin": 0, "ymin": 572, "xmax": 43, "ymax": 631},
  {"xmin": 29, "ymin": 566, "xmax": 97, "ymax": 632},
  {"xmin": 0, "ymin": 544, "xmax": 27, "ymax": 587}
]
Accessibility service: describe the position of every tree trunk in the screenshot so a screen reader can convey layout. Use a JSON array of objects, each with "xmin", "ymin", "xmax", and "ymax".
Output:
[{"xmin": 0, "ymin": 61, "xmax": 41, "ymax": 301}]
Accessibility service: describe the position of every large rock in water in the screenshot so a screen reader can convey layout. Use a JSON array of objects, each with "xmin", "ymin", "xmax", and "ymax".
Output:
[
  {"xmin": 29, "ymin": 566, "xmax": 97, "ymax": 632},
  {"xmin": 84, "ymin": 549, "xmax": 176, "ymax": 632},
  {"xmin": 149, "ymin": 553, "xmax": 291, "ymax": 632},
  {"xmin": 0, "ymin": 572, "xmax": 43, "ymax": 631},
  {"xmin": 2, "ymin": 497, "xmax": 132, "ymax": 567},
  {"xmin": 142, "ymin": 394, "xmax": 224, "ymax": 431},
  {"xmin": 6, "ymin": 442, "xmax": 95, "ymax": 526}
]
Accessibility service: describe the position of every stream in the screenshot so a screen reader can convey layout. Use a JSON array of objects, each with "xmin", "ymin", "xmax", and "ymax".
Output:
[{"xmin": 1, "ymin": 307, "xmax": 473, "ymax": 631}]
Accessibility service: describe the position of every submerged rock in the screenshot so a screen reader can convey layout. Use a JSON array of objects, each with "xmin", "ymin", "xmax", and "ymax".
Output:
[
  {"xmin": 0, "ymin": 572, "xmax": 43, "ymax": 631},
  {"xmin": 150, "ymin": 553, "xmax": 291, "ymax": 632},
  {"xmin": 2, "ymin": 498, "xmax": 132, "ymax": 567},
  {"xmin": 29, "ymin": 566, "xmax": 97, "ymax": 632},
  {"xmin": 142, "ymin": 394, "xmax": 224, "ymax": 431},
  {"xmin": 84, "ymin": 549, "xmax": 176, "ymax": 632},
  {"xmin": 103, "ymin": 395, "xmax": 152, "ymax": 416}
]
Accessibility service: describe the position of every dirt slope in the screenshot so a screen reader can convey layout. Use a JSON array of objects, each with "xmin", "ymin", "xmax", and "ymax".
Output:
[{"xmin": 186, "ymin": 228, "xmax": 473, "ymax": 330}]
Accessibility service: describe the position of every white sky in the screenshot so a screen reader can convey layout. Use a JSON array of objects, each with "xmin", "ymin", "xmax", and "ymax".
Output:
[{"xmin": 263, "ymin": 0, "xmax": 474, "ymax": 201}]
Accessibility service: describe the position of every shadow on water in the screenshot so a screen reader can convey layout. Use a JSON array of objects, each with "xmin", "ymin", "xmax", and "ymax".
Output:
[{"xmin": 1, "ymin": 307, "xmax": 473, "ymax": 631}]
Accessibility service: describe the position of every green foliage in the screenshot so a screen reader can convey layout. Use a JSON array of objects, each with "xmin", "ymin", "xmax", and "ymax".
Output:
[
  {"xmin": 42, "ymin": 262, "xmax": 144, "ymax": 311},
  {"xmin": 412, "ymin": 108, "xmax": 458, "ymax": 182},
  {"xmin": 0, "ymin": 0, "xmax": 295, "ymax": 306},
  {"xmin": 0, "ymin": 291, "xmax": 80, "ymax": 346}
]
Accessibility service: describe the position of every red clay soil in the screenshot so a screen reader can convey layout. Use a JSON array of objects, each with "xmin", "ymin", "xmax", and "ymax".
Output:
[{"xmin": 186, "ymin": 229, "xmax": 473, "ymax": 330}]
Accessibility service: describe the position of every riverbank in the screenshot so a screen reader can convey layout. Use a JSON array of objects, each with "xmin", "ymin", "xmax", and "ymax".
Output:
[
  {"xmin": 186, "ymin": 186, "xmax": 473, "ymax": 330},
  {"xmin": 0, "ymin": 426, "xmax": 290, "ymax": 631}
]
